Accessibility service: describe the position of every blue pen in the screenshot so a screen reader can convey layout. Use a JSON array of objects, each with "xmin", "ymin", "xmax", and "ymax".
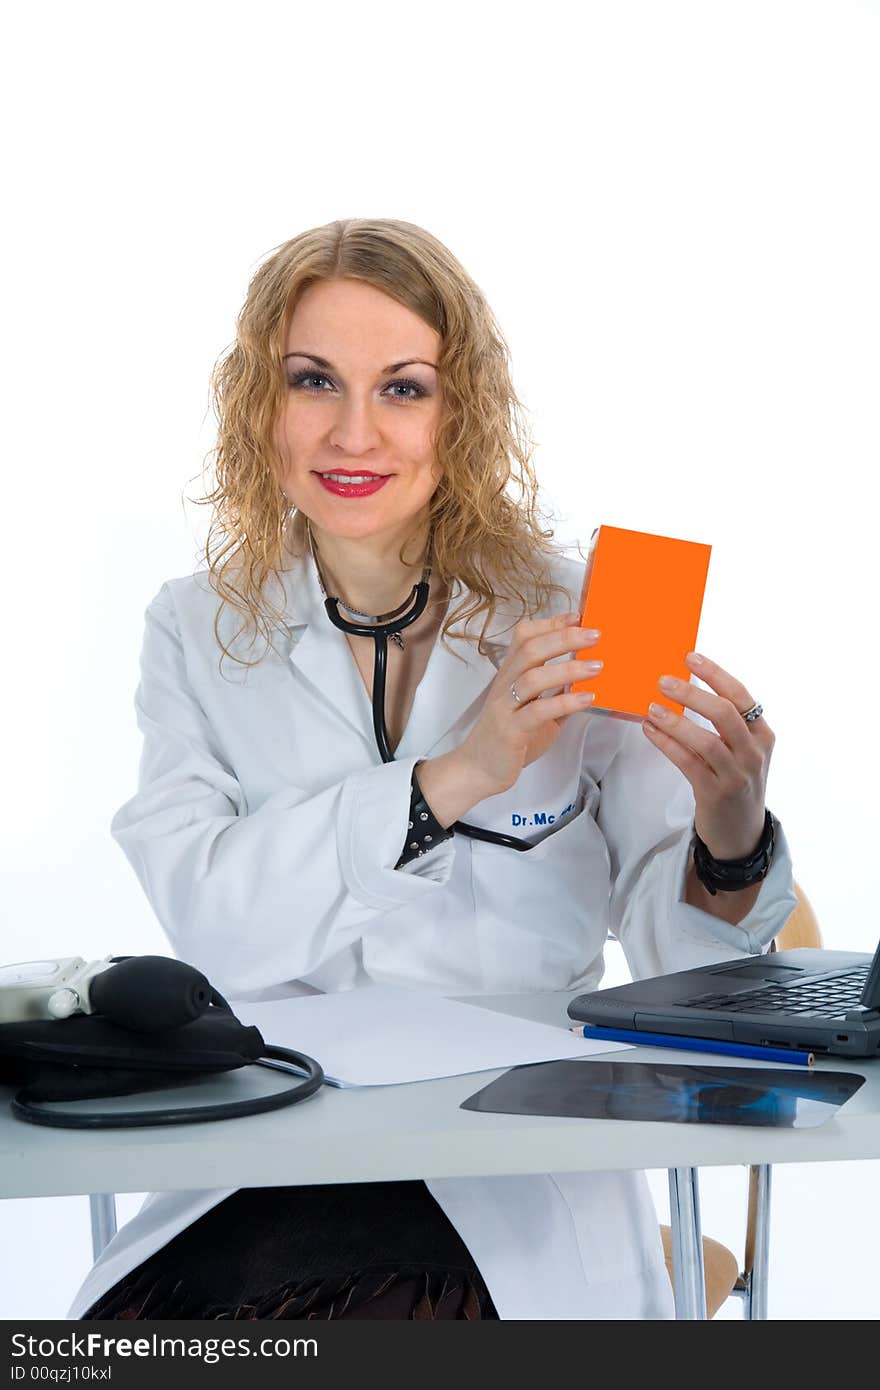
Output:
[{"xmin": 569, "ymin": 1024, "xmax": 815, "ymax": 1067}]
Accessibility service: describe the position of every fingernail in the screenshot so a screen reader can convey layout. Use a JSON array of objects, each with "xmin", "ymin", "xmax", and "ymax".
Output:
[{"xmin": 686, "ymin": 652, "xmax": 703, "ymax": 665}]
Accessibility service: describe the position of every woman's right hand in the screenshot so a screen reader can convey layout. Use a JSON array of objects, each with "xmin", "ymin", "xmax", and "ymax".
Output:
[{"xmin": 454, "ymin": 612, "xmax": 603, "ymax": 797}]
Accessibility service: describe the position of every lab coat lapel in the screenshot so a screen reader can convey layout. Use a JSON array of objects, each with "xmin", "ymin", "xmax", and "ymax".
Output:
[
  {"xmin": 393, "ymin": 586, "xmax": 513, "ymax": 759},
  {"xmin": 275, "ymin": 549, "xmax": 376, "ymax": 752},
  {"xmin": 272, "ymin": 546, "xmax": 516, "ymax": 758}
]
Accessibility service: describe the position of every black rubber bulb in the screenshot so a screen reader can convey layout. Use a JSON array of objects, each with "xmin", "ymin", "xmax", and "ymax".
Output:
[{"xmin": 88, "ymin": 956, "xmax": 214, "ymax": 1032}]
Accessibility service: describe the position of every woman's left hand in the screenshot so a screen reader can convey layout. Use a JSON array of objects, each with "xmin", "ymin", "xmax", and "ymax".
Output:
[{"xmin": 642, "ymin": 651, "xmax": 775, "ymax": 860}]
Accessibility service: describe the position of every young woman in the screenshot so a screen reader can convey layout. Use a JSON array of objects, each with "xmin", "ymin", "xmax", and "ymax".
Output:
[{"xmin": 69, "ymin": 219, "xmax": 795, "ymax": 1320}]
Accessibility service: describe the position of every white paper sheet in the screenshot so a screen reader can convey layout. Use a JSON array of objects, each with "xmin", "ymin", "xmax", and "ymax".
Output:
[{"xmin": 232, "ymin": 985, "xmax": 631, "ymax": 1087}]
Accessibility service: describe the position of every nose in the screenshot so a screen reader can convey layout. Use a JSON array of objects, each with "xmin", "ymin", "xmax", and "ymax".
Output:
[{"xmin": 327, "ymin": 393, "xmax": 385, "ymax": 454}]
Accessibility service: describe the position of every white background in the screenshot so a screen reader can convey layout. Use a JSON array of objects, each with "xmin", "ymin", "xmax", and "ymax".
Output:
[{"xmin": 2, "ymin": 0, "xmax": 878, "ymax": 1321}]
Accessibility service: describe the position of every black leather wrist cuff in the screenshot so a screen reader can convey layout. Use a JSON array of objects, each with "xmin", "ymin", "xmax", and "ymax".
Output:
[
  {"xmin": 395, "ymin": 762, "xmax": 455, "ymax": 869},
  {"xmin": 692, "ymin": 807, "xmax": 776, "ymax": 896}
]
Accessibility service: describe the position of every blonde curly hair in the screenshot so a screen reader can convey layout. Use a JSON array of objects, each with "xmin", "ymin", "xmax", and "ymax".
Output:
[{"xmin": 194, "ymin": 217, "xmax": 573, "ymax": 667}]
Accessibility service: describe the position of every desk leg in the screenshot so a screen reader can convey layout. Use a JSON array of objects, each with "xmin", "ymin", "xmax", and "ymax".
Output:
[
  {"xmin": 89, "ymin": 1194, "xmax": 118, "ymax": 1260},
  {"xmin": 667, "ymin": 1168, "xmax": 707, "ymax": 1319},
  {"xmin": 745, "ymin": 1164, "xmax": 771, "ymax": 1320}
]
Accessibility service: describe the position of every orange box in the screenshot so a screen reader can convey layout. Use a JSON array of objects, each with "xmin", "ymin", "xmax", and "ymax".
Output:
[{"xmin": 570, "ymin": 524, "xmax": 712, "ymax": 722}]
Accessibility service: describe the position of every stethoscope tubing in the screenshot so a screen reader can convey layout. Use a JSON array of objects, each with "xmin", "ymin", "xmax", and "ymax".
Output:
[{"xmin": 322, "ymin": 588, "xmax": 532, "ymax": 851}]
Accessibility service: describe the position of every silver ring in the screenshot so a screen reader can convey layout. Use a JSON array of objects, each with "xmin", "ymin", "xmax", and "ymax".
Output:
[
  {"xmin": 741, "ymin": 701, "xmax": 763, "ymax": 723},
  {"xmin": 510, "ymin": 683, "xmax": 522, "ymax": 705}
]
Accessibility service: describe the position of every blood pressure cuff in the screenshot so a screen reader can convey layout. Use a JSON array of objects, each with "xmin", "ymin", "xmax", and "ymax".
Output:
[{"xmin": 0, "ymin": 1010, "xmax": 265, "ymax": 1102}]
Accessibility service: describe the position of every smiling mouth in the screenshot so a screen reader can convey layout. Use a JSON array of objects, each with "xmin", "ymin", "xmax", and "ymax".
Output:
[{"xmin": 316, "ymin": 471, "xmax": 389, "ymax": 482}]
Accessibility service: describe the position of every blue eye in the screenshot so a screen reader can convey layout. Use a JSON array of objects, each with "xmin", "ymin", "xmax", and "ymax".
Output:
[{"xmin": 286, "ymin": 370, "xmax": 427, "ymax": 401}]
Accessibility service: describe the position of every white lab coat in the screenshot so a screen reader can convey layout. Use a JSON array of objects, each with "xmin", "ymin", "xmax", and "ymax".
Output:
[{"xmin": 66, "ymin": 541, "xmax": 798, "ymax": 1320}]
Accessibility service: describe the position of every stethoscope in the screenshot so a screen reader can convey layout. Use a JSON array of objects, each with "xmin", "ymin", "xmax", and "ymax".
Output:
[{"xmin": 307, "ymin": 523, "xmax": 532, "ymax": 851}]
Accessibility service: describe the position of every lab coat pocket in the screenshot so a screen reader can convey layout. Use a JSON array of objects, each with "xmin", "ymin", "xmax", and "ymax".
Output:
[
  {"xmin": 468, "ymin": 796, "xmax": 612, "ymax": 992},
  {"xmin": 548, "ymin": 1171, "xmax": 673, "ymax": 1317}
]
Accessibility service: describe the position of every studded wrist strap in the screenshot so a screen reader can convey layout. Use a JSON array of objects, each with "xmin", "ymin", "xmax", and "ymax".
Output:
[
  {"xmin": 692, "ymin": 808, "xmax": 776, "ymax": 896},
  {"xmin": 395, "ymin": 761, "xmax": 455, "ymax": 869}
]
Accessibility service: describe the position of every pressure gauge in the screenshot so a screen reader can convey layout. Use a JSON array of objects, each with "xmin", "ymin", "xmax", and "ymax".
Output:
[{"xmin": 0, "ymin": 957, "xmax": 113, "ymax": 1024}]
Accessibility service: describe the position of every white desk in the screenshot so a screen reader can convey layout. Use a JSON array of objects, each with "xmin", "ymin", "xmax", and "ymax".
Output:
[{"xmin": 2, "ymin": 990, "xmax": 879, "ymax": 1319}]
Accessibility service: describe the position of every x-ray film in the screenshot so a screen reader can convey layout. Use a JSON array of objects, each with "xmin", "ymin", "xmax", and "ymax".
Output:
[{"xmin": 460, "ymin": 1058, "xmax": 864, "ymax": 1128}]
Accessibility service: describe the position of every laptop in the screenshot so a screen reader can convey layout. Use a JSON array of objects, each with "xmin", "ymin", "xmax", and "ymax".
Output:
[{"xmin": 568, "ymin": 941, "xmax": 880, "ymax": 1059}]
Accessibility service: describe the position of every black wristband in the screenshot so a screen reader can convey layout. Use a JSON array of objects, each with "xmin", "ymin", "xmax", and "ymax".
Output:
[
  {"xmin": 692, "ymin": 808, "xmax": 776, "ymax": 896},
  {"xmin": 395, "ymin": 762, "xmax": 455, "ymax": 869}
]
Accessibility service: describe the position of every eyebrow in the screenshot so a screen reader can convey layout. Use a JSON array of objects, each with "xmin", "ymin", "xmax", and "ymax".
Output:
[{"xmin": 282, "ymin": 351, "xmax": 437, "ymax": 373}]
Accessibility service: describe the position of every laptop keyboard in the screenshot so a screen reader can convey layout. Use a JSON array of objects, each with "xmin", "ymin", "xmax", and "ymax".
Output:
[{"xmin": 693, "ymin": 966, "xmax": 870, "ymax": 1018}]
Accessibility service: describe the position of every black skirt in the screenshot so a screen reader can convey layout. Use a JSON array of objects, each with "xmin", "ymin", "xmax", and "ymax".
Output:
[{"xmin": 80, "ymin": 1181, "xmax": 500, "ymax": 1320}]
